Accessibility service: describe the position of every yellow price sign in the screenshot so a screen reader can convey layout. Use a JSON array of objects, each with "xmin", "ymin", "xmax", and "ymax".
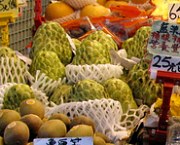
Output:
[{"xmin": 0, "ymin": 0, "xmax": 18, "ymax": 19}]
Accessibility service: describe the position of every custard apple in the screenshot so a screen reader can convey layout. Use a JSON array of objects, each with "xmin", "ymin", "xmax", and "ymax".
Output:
[
  {"xmin": 30, "ymin": 21, "xmax": 73, "ymax": 65},
  {"xmin": 126, "ymin": 60, "xmax": 163, "ymax": 106},
  {"xmin": 72, "ymin": 40, "xmax": 110, "ymax": 65},
  {"xmin": 50, "ymin": 84, "xmax": 72, "ymax": 104},
  {"xmin": 103, "ymin": 78, "xmax": 137, "ymax": 113},
  {"xmin": 3, "ymin": 84, "xmax": 35, "ymax": 111},
  {"xmin": 0, "ymin": 47, "xmax": 27, "ymax": 84},
  {"xmin": 70, "ymin": 79, "xmax": 109, "ymax": 102},
  {"xmin": 84, "ymin": 30, "xmax": 118, "ymax": 51},
  {"xmin": 29, "ymin": 51, "xmax": 65, "ymax": 80},
  {"xmin": 0, "ymin": 46, "xmax": 18, "ymax": 58},
  {"xmin": 122, "ymin": 26, "xmax": 152, "ymax": 58}
]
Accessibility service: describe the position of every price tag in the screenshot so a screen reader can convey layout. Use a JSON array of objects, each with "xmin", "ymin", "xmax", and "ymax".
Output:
[
  {"xmin": 168, "ymin": 3, "xmax": 180, "ymax": 23},
  {"xmin": 147, "ymin": 20, "xmax": 180, "ymax": 56},
  {"xmin": 150, "ymin": 54, "xmax": 180, "ymax": 79},
  {"xmin": 34, "ymin": 137, "xmax": 93, "ymax": 145},
  {"xmin": 0, "ymin": 0, "xmax": 18, "ymax": 18}
]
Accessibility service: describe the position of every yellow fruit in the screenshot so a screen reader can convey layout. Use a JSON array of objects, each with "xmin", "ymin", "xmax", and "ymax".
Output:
[
  {"xmin": 45, "ymin": 2, "xmax": 74, "ymax": 20},
  {"xmin": 66, "ymin": 125, "xmax": 94, "ymax": 137},
  {"xmin": 97, "ymin": 0, "xmax": 107, "ymax": 5},
  {"xmin": 154, "ymin": 93, "xmax": 180, "ymax": 116},
  {"xmin": 20, "ymin": 99, "xmax": 45, "ymax": 119},
  {"xmin": 105, "ymin": 1, "xmax": 128, "ymax": 7},
  {"xmin": 80, "ymin": 4, "xmax": 111, "ymax": 18}
]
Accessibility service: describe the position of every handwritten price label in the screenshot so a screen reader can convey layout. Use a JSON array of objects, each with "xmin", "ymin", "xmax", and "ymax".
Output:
[
  {"xmin": 150, "ymin": 54, "xmax": 180, "ymax": 79},
  {"xmin": 0, "ymin": 0, "xmax": 18, "ymax": 18},
  {"xmin": 168, "ymin": 3, "xmax": 180, "ymax": 23},
  {"xmin": 34, "ymin": 137, "xmax": 93, "ymax": 145}
]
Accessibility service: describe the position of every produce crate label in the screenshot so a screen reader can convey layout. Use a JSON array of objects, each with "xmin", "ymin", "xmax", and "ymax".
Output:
[
  {"xmin": 0, "ymin": 0, "xmax": 18, "ymax": 18},
  {"xmin": 34, "ymin": 137, "xmax": 93, "ymax": 145},
  {"xmin": 147, "ymin": 21, "xmax": 180, "ymax": 56},
  {"xmin": 150, "ymin": 54, "xmax": 180, "ymax": 79},
  {"xmin": 168, "ymin": 2, "xmax": 180, "ymax": 23}
]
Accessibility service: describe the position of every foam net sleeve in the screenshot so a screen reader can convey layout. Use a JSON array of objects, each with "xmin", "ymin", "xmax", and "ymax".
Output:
[
  {"xmin": 30, "ymin": 70, "xmax": 62, "ymax": 96},
  {"xmin": 0, "ymin": 83, "xmax": 50, "ymax": 109},
  {"xmin": 65, "ymin": 64, "xmax": 124, "ymax": 83},
  {"xmin": 0, "ymin": 57, "xmax": 28, "ymax": 85},
  {"xmin": 46, "ymin": 98, "xmax": 148, "ymax": 142}
]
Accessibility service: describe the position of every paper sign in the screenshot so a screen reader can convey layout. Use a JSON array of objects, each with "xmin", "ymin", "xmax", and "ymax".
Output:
[
  {"xmin": 34, "ymin": 137, "xmax": 93, "ymax": 145},
  {"xmin": 168, "ymin": 3, "xmax": 180, "ymax": 23},
  {"xmin": 0, "ymin": 0, "xmax": 18, "ymax": 18},
  {"xmin": 147, "ymin": 21, "xmax": 180, "ymax": 56},
  {"xmin": 150, "ymin": 54, "xmax": 180, "ymax": 79}
]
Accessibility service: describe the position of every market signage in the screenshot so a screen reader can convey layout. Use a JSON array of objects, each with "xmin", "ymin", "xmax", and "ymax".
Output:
[
  {"xmin": 147, "ymin": 21, "xmax": 180, "ymax": 79},
  {"xmin": 0, "ymin": 0, "xmax": 18, "ymax": 18},
  {"xmin": 34, "ymin": 137, "xmax": 93, "ymax": 145},
  {"xmin": 168, "ymin": 2, "xmax": 180, "ymax": 23}
]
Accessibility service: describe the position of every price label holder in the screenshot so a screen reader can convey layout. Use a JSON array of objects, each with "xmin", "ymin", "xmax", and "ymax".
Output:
[
  {"xmin": 0, "ymin": 0, "xmax": 18, "ymax": 46},
  {"xmin": 147, "ymin": 20, "xmax": 180, "ymax": 144},
  {"xmin": 168, "ymin": 2, "xmax": 180, "ymax": 23},
  {"xmin": 34, "ymin": 137, "xmax": 93, "ymax": 145}
]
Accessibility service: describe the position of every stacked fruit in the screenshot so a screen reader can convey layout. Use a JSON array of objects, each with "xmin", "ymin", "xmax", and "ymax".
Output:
[
  {"xmin": 44, "ymin": 0, "xmax": 111, "ymax": 24},
  {"xmin": 0, "ymin": 98, "xmax": 115, "ymax": 145}
]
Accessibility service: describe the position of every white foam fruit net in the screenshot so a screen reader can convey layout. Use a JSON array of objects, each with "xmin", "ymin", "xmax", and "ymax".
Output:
[
  {"xmin": 0, "ymin": 57, "xmax": 28, "ymax": 85},
  {"xmin": 0, "ymin": 83, "xmax": 50, "ymax": 109},
  {"xmin": 65, "ymin": 64, "xmax": 124, "ymax": 83},
  {"xmin": 46, "ymin": 98, "xmax": 149, "ymax": 142},
  {"xmin": 30, "ymin": 70, "xmax": 63, "ymax": 96}
]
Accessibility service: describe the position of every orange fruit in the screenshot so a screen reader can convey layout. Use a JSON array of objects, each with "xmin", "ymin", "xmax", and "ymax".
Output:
[
  {"xmin": 45, "ymin": 2, "xmax": 74, "ymax": 20},
  {"xmin": 80, "ymin": 4, "xmax": 111, "ymax": 18}
]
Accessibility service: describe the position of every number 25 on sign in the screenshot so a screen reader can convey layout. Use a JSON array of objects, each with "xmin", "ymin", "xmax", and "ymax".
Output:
[{"xmin": 150, "ymin": 54, "xmax": 180, "ymax": 79}]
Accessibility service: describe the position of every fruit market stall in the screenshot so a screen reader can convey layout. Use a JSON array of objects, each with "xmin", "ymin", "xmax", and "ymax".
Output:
[{"xmin": 0, "ymin": 0, "xmax": 180, "ymax": 145}]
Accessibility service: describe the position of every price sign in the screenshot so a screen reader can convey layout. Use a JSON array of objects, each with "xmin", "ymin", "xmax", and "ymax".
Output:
[
  {"xmin": 34, "ymin": 137, "xmax": 93, "ymax": 145},
  {"xmin": 168, "ymin": 3, "xmax": 180, "ymax": 23},
  {"xmin": 147, "ymin": 21, "xmax": 180, "ymax": 56},
  {"xmin": 0, "ymin": 0, "xmax": 18, "ymax": 18},
  {"xmin": 150, "ymin": 54, "xmax": 180, "ymax": 79}
]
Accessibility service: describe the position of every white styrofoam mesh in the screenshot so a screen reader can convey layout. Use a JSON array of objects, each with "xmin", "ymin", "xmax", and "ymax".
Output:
[
  {"xmin": 64, "ymin": 0, "xmax": 97, "ymax": 9},
  {"xmin": 31, "ymin": 70, "xmax": 63, "ymax": 96},
  {"xmin": 0, "ymin": 57, "xmax": 28, "ymax": 85},
  {"xmin": 65, "ymin": 64, "xmax": 124, "ymax": 83},
  {"xmin": 46, "ymin": 98, "xmax": 149, "ymax": 142},
  {"xmin": 0, "ymin": 83, "xmax": 49, "ymax": 109}
]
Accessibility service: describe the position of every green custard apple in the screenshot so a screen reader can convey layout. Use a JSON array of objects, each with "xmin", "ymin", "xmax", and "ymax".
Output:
[
  {"xmin": 29, "ymin": 50, "xmax": 65, "ymax": 80},
  {"xmin": 103, "ymin": 78, "xmax": 137, "ymax": 113}
]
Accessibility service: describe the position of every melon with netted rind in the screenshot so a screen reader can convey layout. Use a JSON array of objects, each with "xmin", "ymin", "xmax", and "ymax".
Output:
[{"xmin": 29, "ymin": 51, "xmax": 65, "ymax": 80}]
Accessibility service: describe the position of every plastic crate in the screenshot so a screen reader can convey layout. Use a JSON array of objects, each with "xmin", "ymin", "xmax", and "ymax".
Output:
[{"xmin": 0, "ymin": 0, "xmax": 50, "ymax": 55}]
